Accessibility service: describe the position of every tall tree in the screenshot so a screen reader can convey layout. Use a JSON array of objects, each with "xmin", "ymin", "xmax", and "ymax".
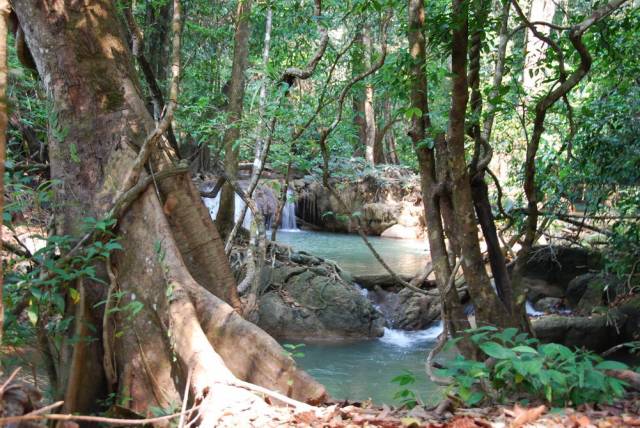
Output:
[
  {"xmin": 217, "ymin": 0, "xmax": 253, "ymax": 238},
  {"xmin": 407, "ymin": 0, "xmax": 471, "ymax": 343},
  {"xmin": 362, "ymin": 27, "xmax": 378, "ymax": 164},
  {"xmin": 14, "ymin": 0, "xmax": 324, "ymax": 420},
  {"xmin": 0, "ymin": 0, "xmax": 9, "ymax": 347}
]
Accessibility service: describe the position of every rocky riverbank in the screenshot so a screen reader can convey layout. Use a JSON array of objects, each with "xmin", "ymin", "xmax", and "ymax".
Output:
[{"xmin": 293, "ymin": 166, "xmax": 426, "ymax": 238}]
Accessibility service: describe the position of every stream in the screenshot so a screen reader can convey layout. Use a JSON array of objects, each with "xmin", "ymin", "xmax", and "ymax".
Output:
[{"xmin": 276, "ymin": 230, "xmax": 443, "ymax": 405}]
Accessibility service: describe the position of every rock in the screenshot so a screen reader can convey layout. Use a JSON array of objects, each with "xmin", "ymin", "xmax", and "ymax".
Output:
[
  {"xmin": 566, "ymin": 273, "xmax": 596, "ymax": 307},
  {"xmin": 619, "ymin": 296, "xmax": 640, "ymax": 343},
  {"xmin": 532, "ymin": 296, "xmax": 640, "ymax": 352},
  {"xmin": 257, "ymin": 267, "xmax": 384, "ymax": 341},
  {"xmin": 370, "ymin": 287, "xmax": 440, "ymax": 330},
  {"xmin": 352, "ymin": 273, "xmax": 414, "ymax": 290},
  {"xmin": 532, "ymin": 312, "xmax": 626, "ymax": 352},
  {"xmin": 362, "ymin": 203, "xmax": 400, "ymax": 235},
  {"xmin": 574, "ymin": 273, "xmax": 626, "ymax": 315},
  {"xmin": 381, "ymin": 224, "xmax": 420, "ymax": 240},
  {"xmin": 533, "ymin": 297, "xmax": 563, "ymax": 313},
  {"xmin": 524, "ymin": 278, "xmax": 565, "ymax": 303},
  {"xmin": 515, "ymin": 246, "xmax": 603, "ymax": 292},
  {"xmin": 294, "ymin": 170, "xmax": 425, "ymax": 236}
]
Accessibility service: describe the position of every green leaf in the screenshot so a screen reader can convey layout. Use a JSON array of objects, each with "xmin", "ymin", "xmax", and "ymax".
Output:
[
  {"xmin": 26, "ymin": 305, "xmax": 38, "ymax": 326},
  {"xmin": 69, "ymin": 288, "xmax": 80, "ymax": 304},
  {"xmin": 479, "ymin": 341, "xmax": 515, "ymax": 359},
  {"xmin": 595, "ymin": 360, "xmax": 628, "ymax": 371},
  {"xmin": 404, "ymin": 107, "xmax": 422, "ymax": 119},
  {"xmin": 512, "ymin": 345, "xmax": 538, "ymax": 354},
  {"xmin": 69, "ymin": 143, "xmax": 80, "ymax": 164}
]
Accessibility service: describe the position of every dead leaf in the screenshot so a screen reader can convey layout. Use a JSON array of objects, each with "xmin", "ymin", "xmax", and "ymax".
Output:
[
  {"xmin": 447, "ymin": 416, "xmax": 487, "ymax": 428},
  {"xmin": 508, "ymin": 404, "xmax": 547, "ymax": 428},
  {"xmin": 568, "ymin": 413, "xmax": 592, "ymax": 427},
  {"xmin": 401, "ymin": 416, "xmax": 421, "ymax": 427},
  {"xmin": 622, "ymin": 416, "xmax": 640, "ymax": 426}
]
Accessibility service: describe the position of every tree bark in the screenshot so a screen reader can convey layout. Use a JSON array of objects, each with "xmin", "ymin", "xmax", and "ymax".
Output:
[
  {"xmin": 0, "ymin": 0, "xmax": 8, "ymax": 348},
  {"xmin": 217, "ymin": 0, "xmax": 253, "ymax": 239},
  {"xmin": 447, "ymin": 0, "xmax": 516, "ymax": 328},
  {"xmin": 15, "ymin": 0, "xmax": 325, "ymax": 420},
  {"xmin": 407, "ymin": 0, "xmax": 470, "ymax": 340},
  {"xmin": 362, "ymin": 28, "xmax": 378, "ymax": 165},
  {"xmin": 522, "ymin": 0, "xmax": 556, "ymax": 96}
]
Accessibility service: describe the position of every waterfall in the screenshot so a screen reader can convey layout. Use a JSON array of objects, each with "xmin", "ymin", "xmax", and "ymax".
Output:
[
  {"xmin": 202, "ymin": 191, "xmax": 252, "ymax": 230},
  {"xmin": 202, "ymin": 184, "xmax": 298, "ymax": 231},
  {"xmin": 355, "ymin": 283, "xmax": 443, "ymax": 348},
  {"xmin": 280, "ymin": 188, "xmax": 298, "ymax": 231}
]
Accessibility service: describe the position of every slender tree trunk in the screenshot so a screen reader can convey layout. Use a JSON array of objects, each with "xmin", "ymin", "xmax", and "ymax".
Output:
[
  {"xmin": 217, "ymin": 0, "xmax": 253, "ymax": 238},
  {"xmin": 145, "ymin": 0, "xmax": 172, "ymax": 86},
  {"xmin": 15, "ymin": 0, "xmax": 324, "ymax": 419},
  {"xmin": 381, "ymin": 99, "xmax": 398, "ymax": 164},
  {"xmin": 351, "ymin": 32, "xmax": 366, "ymax": 157},
  {"xmin": 232, "ymin": 6, "xmax": 273, "ymax": 240},
  {"xmin": 0, "ymin": 0, "xmax": 8, "ymax": 347},
  {"xmin": 362, "ymin": 28, "xmax": 378, "ymax": 165},
  {"xmin": 522, "ymin": 0, "xmax": 557, "ymax": 95}
]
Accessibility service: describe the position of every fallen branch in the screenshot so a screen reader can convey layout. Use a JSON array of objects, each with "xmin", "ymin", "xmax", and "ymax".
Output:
[{"xmin": 0, "ymin": 403, "xmax": 202, "ymax": 426}]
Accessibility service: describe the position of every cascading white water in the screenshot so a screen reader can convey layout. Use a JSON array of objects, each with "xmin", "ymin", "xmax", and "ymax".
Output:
[
  {"xmin": 280, "ymin": 188, "xmax": 298, "ymax": 231},
  {"xmin": 202, "ymin": 191, "xmax": 252, "ymax": 229},
  {"xmin": 201, "ymin": 185, "xmax": 298, "ymax": 231},
  {"xmin": 354, "ymin": 283, "xmax": 443, "ymax": 348},
  {"xmin": 379, "ymin": 322, "xmax": 444, "ymax": 348}
]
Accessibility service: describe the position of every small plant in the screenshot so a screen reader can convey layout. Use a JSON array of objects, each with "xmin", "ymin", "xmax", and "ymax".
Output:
[
  {"xmin": 391, "ymin": 370, "xmax": 419, "ymax": 409},
  {"xmin": 283, "ymin": 343, "xmax": 306, "ymax": 359},
  {"xmin": 438, "ymin": 327, "xmax": 630, "ymax": 407}
]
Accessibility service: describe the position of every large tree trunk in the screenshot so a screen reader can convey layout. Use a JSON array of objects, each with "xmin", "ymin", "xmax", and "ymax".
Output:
[
  {"xmin": 16, "ymin": 0, "xmax": 325, "ymax": 421},
  {"xmin": 407, "ymin": 0, "xmax": 471, "ymax": 342},
  {"xmin": 217, "ymin": 0, "xmax": 252, "ymax": 239}
]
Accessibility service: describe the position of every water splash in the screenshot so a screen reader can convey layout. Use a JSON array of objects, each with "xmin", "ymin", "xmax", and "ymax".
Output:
[
  {"xmin": 379, "ymin": 322, "xmax": 444, "ymax": 348},
  {"xmin": 526, "ymin": 301, "xmax": 544, "ymax": 316}
]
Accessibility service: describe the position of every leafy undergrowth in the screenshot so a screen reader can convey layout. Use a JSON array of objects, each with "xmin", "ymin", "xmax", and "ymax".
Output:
[{"xmin": 439, "ymin": 327, "xmax": 634, "ymax": 407}]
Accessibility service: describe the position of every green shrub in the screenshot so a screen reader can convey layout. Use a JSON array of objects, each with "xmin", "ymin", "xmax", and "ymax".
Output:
[
  {"xmin": 391, "ymin": 370, "xmax": 419, "ymax": 409},
  {"xmin": 438, "ymin": 327, "xmax": 630, "ymax": 407}
]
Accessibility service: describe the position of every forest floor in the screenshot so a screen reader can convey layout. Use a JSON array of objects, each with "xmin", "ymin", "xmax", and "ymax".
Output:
[{"xmin": 297, "ymin": 394, "xmax": 640, "ymax": 427}]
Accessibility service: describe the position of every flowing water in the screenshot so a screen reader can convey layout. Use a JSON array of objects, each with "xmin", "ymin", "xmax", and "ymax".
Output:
[
  {"xmin": 293, "ymin": 325, "xmax": 445, "ymax": 405},
  {"xmin": 202, "ymin": 188, "xmax": 298, "ymax": 231},
  {"xmin": 274, "ymin": 230, "xmax": 444, "ymax": 404}
]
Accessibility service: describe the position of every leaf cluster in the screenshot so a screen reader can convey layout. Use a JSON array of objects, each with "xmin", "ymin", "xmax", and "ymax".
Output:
[{"xmin": 439, "ymin": 327, "xmax": 631, "ymax": 407}]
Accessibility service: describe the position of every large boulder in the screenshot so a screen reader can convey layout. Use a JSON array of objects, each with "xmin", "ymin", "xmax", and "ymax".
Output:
[
  {"xmin": 293, "ymin": 168, "xmax": 425, "ymax": 236},
  {"xmin": 353, "ymin": 273, "xmax": 413, "ymax": 290},
  {"xmin": 523, "ymin": 278, "xmax": 565, "ymax": 304},
  {"xmin": 257, "ymin": 263, "xmax": 385, "ymax": 341},
  {"xmin": 369, "ymin": 287, "xmax": 440, "ymax": 330},
  {"xmin": 533, "ymin": 297, "xmax": 563, "ymax": 313},
  {"xmin": 515, "ymin": 246, "xmax": 603, "ymax": 292},
  {"xmin": 381, "ymin": 224, "xmax": 420, "ymax": 240},
  {"xmin": 532, "ymin": 313, "xmax": 626, "ymax": 352},
  {"xmin": 566, "ymin": 273, "xmax": 626, "ymax": 314},
  {"xmin": 532, "ymin": 295, "xmax": 640, "ymax": 352}
]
